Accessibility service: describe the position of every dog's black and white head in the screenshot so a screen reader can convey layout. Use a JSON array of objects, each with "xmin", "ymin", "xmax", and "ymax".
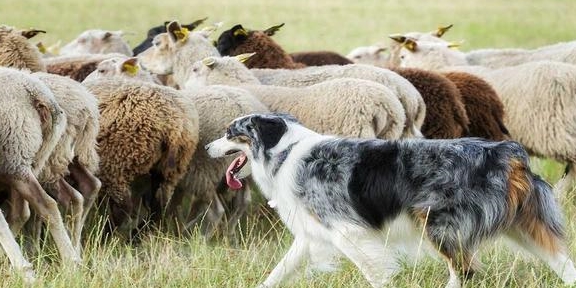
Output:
[{"xmin": 206, "ymin": 113, "xmax": 302, "ymax": 189}]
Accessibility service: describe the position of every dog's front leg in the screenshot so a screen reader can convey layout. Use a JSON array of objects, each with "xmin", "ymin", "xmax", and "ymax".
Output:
[{"xmin": 257, "ymin": 238, "xmax": 309, "ymax": 288}]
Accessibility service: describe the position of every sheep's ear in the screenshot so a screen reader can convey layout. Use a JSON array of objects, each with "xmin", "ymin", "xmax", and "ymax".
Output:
[
  {"xmin": 121, "ymin": 57, "xmax": 139, "ymax": 76},
  {"xmin": 183, "ymin": 17, "xmax": 208, "ymax": 31},
  {"xmin": 434, "ymin": 24, "xmax": 453, "ymax": 37},
  {"xmin": 202, "ymin": 57, "xmax": 217, "ymax": 68},
  {"xmin": 36, "ymin": 42, "xmax": 47, "ymax": 54},
  {"xmin": 235, "ymin": 52, "xmax": 256, "ymax": 63},
  {"xmin": 375, "ymin": 47, "xmax": 387, "ymax": 54},
  {"xmin": 402, "ymin": 38, "xmax": 418, "ymax": 52},
  {"xmin": 232, "ymin": 25, "xmax": 248, "ymax": 38},
  {"xmin": 263, "ymin": 23, "xmax": 285, "ymax": 36},
  {"xmin": 21, "ymin": 28, "xmax": 46, "ymax": 39},
  {"xmin": 446, "ymin": 41, "xmax": 463, "ymax": 50},
  {"xmin": 102, "ymin": 31, "xmax": 113, "ymax": 41},
  {"xmin": 199, "ymin": 21, "xmax": 223, "ymax": 37},
  {"xmin": 388, "ymin": 34, "xmax": 406, "ymax": 44},
  {"xmin": 167, "ymin": 21, "xmax": 188, "ymax": 43}
]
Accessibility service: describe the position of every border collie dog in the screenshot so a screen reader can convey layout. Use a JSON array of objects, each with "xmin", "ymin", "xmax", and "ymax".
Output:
[{"xmin": 206, "ymin": 113, "xmax": 576, "ymax": 288}]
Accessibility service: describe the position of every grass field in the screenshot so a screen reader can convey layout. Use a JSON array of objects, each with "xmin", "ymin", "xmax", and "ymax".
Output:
[{"xmin": 1, "ymin": 0, "xmax": 576, "ymax": 287}]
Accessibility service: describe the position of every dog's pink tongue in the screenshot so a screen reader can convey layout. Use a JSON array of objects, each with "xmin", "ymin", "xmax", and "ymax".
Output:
[{"xmin": 226, "ymin": 154, "xmax": 245, "ymax": 190}]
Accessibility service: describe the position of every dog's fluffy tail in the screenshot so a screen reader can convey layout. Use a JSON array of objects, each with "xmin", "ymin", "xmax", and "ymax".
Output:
[{"xmin": 510, "ymin": 158, "xmax": 565, "ymax": 254}]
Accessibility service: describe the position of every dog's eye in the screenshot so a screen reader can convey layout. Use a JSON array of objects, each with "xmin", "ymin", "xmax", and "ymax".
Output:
[{"xmin": 246, "ymin": 124, "xmax": 254, "ymax": 131}]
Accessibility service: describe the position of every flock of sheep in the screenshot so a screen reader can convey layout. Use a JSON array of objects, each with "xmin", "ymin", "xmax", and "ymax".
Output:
[{"xmin": 0, "ymin": 18, "xmax": 575, "ymax": 283}]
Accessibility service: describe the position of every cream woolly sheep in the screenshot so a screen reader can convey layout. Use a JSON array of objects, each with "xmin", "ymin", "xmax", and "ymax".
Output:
[
  {"xmin": 138, "ymin": 21, "xmax": 221, "ymax": 88},
  {"xmin": 0, "ymin": 26, "xmax": 46, "ymax": 72},
  {"xmin": 132, "ymin": 18, "xmax": 208, "ymax": 56},
  {"xmin": 45, "ymin": 53, "xmax": 127, "ymax": 82},
  {"xmin": 85, "ymin": 57, "xmax": 269, "ymax": 238},
  {"xmin": 60, "ymin": 29, "xmax": 132, "ymax": 56},
  {"xmin": 32, "ymin": 72, "xmax": 101, "ymax": 252},
  {"xmin": 84, "ymin": 56, "xmax": 161, "ymax": 84},
  {"xmin": 0, "ymin": 67, "xmax": 80, "ymax": 272},
  {"xmin": 82, "ymin": 78, "xmax": 199, "ymax": 230},
  {"xmin": 397, "ymin": 39, "xmax": 576, "ymax": 195},
  {"xmin": 185, "ymin": 55, "xmax": 407, "ymax": 140},
  {"xmin": 346, "ymin": 45, "xmax": 389, "ymax": 67},
  {"xmin": 251, "ymin": 64, "xmax": 425, "ymax": 138}
]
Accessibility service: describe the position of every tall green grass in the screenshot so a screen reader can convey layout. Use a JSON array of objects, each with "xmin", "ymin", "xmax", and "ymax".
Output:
[{"xmin": 1, "ymin": 0, "xmax": 576, "ymax": 286}]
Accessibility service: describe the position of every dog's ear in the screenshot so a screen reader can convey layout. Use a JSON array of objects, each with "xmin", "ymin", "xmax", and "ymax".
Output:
[{"xmin": 250, "ymin": 115, "xmax": 287, "ymax": 150}]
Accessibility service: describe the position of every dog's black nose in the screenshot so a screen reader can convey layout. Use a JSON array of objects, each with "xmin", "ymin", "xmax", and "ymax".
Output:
[{"xmin": 204, "ymin": 143, "xmax": 212, "ymax": 151}]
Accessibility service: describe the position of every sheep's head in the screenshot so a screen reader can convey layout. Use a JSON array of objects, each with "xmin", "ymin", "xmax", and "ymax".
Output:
[
  {"xmin": 132, "ymin": 17, "xmax": 208, "ymax": 55},
  {"xmin": 397, "ymin": 38, "xmax": 466, "ymax": 70},
  {"xmin": 60, "ymin": 29, "xmax": 132, "ymax": 56},
  {"xmin": 84, "ymin": 56, "xmax": 154, "ymax": 83},
  {"xmin": 0, "ymin": 26, "xmax": 46, "ymax": 71},
  {"xmin": 216, "ymin": 24, "xmax": 249, "ymax": 56},
  {"xmin": 346, "ymin": 45, "xmax": 388, "ymax": 66},
  {"xmin": 184, "ymin": 53, "xmax": 255, "ymax": 89},
  {"xmin": 387, "ymin": 24, "xmax": 453, "ymax": 67}
]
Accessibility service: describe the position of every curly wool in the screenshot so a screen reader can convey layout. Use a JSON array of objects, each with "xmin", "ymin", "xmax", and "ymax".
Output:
[
  {"xmin": 392, "ymin": 68, "xmax": 469, "ymax": 139},
  {"xmin": 0, "ymin": 27, "xmax": 45, "ymax": 72},
  {"xmin": 83, "ymin": 78, "xmax": 199, "ymax": 209}
]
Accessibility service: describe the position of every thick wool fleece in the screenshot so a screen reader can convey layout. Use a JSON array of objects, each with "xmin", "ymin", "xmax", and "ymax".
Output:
[
  {"xmin": 228, "ymin": 31, "xmax": 305, "ymax": 69},
  {"xmin": 0, "ymin": 27, "xmax": 46, "ymax": 72},
  {"xmin": 0, "ymin": 67, "xmax": 66, "ymax": 178},
  {"xmin": 392, "ymin": 68, "xmax": 469, "ymax": 139},
  {"xmin": 290, "ymin": 51, "xmax": 353, "ymax": 66},
  {"xmin": 442, "ymin": 71, "xmax": 509, "ymax": 141},
  {"xmin": 33, "ymin": 72, "xmax": 100, "ymax": 183},
  {"xmin": 82, "ymin": 78, "xmax": 199, "ymax": 210},
  {"xmin": 251, "ymin": 64, "xmax": 425, "ymax": 138}
]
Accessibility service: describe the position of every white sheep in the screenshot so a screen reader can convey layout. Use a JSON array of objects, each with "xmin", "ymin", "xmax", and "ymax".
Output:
[
  {"xmin": 251, "ymin": 64, "xmax": 425, "ymax": 138},
  {"xmin": 346, "ymin": 45, "xmax": 389, "ymax": 67},
  {"xmin": 83, "ymin": 56, "xmax": 161, "ymax": 84},
  {"xmin": 396, "ymin": 39, "xmax": 576, "ymax": 195},
  {"xmin": 60, "ymin": 29, "xmax": 132, "ymax": 56},
  {"xmin": 0, "ymin": 67, "xmax": 80, "ymax": 273},
  {"xmin": 185, "ymin": 55, "xmax": 407, "ymax": 140}
]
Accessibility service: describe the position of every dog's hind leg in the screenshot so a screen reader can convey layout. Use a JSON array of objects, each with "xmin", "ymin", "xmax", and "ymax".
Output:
[
  {"xmin": 259, "ymin": 237, "xmax": 309, "ymax": 288},
  {"xmin": 505, "ymin": 230, "xmax": 576, "ymax": 285},
  {"xmin": 331, "ymin": 225, "xmax": 400, "ymax": 287}
]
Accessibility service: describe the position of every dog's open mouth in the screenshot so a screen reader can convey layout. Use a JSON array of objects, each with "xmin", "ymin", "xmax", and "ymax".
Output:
[{"xmin": 226, "ymin": 152, "xmax": 248, "ymax": 190}]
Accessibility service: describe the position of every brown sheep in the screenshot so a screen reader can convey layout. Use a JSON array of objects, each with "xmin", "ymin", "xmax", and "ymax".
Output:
[
  {"xmin": 442, "ymin": 71, "xmax": 509, "ymax": 141},
  {"xmin": 392, "ymin": 68, "xmax": 470, "ymax": 139},
  {"xmin": 290, "ymin": 51, "xmax": 353, "ymax": 66},
  {"xmin": 216, "ymin": 24, "xmax": 305, "ymax": 69},
  {"xmin": 82, "ymin": 78, "xmax": 199, "ymax": 230},
  {"xmin": 45, "ymin": 53, "xmax": 126, "ymax": 82}
]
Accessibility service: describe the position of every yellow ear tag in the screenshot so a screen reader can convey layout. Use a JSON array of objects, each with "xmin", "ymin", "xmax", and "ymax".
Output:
[
  {"xmin": 174, "ymin": 27, "xmax": 189, "ymax": 42},
  {"xmin": 447, "ymin": 42, "xmax": 462, "ymax": 50},
  {"xmin": 122, "ymin": 62, "xmax": 139, "ymax": 76},
  {"xmin": 233, "ymin": 28, "xmax": 248, "ymax": 37},
  {"xmin": 202, "ymin": 57, "xmax": 216, "ymax": 67},
  {"xmin": 36, "ymin": 42, "xmax": 47, "ymax": 54}
]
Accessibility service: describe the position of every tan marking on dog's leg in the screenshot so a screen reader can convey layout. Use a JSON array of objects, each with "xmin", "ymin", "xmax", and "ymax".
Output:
[
  {"xmin": 12, "ymin": 169, "xmax": 80, "ymax": 264},
  {"xmin": 7, "ymin": 190, "xmax": 30, "ymax": 235},
  {"xmin": 0, "ymin": 209, "xmax": 35, "ymax": 283}
]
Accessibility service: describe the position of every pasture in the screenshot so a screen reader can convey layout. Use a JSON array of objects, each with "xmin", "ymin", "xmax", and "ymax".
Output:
[{"xmin": 1, "ymin": 0, "xmax": 576, "ymax": 287}]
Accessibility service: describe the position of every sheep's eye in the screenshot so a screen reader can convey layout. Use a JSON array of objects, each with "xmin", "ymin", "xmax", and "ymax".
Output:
[
  {"xmin": 400, "ymin": 55, "xmax": 405, "ymax": 60},
  {"xmin": 98, "ymin": 69, "xmax": 105, "ymax": 73},
  {"xmin": 192, "ymin": 67, "xmax": 198, "ymax": 72},
  {"xmin": 78, "ymin": 38, "xmax": 87, "ymax": 44}
]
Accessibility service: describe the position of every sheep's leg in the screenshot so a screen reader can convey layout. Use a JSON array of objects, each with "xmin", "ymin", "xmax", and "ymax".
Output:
[
  {"xmin": 0, "ymin": 209, "xmax": 35, "ymax": 283},
  {"xmin": 68, "ymin": 159, "xmax": 101, "ymax": 224},
  {"xmin": 7, "ymin": 190, "xmax": 30, "ymax": 235},
  {"xmin": 53, "ymin": 178, "xmax": 84, "ymax": 255},
  {"xmin": 185, "ymin": 195, "xmax": 225, "ymax": 239},
  {"xmin": 11, "ymin": 170, "xmax": 80, "ymax": 264},
  {"xmin": 555, "ymin": 162, "xmax": 576, "ymax": 195}
]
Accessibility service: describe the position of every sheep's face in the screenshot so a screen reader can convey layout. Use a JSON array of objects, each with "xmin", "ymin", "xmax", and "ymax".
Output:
[
  {"xmin": 398, "ymin": 40, "xmax": 466, "ymax": 70},
  {"xmin": 216, "ymin": 24, "xmax": 249, "ymax": 56},
  {"xmin": 185, "ymin": 54, "xmax": 254, "ymax": 89},
  {"xmin": 346, "ymin": 46, "xmax": 389, "ymax": 66},
  {"xmin": 61, "ymin": 30, "xmax": 132, "ymax": 56},
  {"xmin": 138, "ymin": 33, "xmax": 175, "ymax": 75},
  {"xmin": 84, "ymin": 56, "xmax": 149, "ymax": 82}
]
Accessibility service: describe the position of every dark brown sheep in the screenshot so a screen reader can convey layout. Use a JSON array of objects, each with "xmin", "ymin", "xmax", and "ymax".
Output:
[
  {"xmin": 216, "ymin": 24, "xmax": 305, "ymax": 69},
  {"xmin": 442, "ymin": 71, "xmax": 510, "ymax": 141},
  {"xmin": 290, "ymin": 51, "xmax": 353, "ymax": 66},
  {"xmin": 392, "ymin": 68, "xmax": 470, "ymax": 139}
]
